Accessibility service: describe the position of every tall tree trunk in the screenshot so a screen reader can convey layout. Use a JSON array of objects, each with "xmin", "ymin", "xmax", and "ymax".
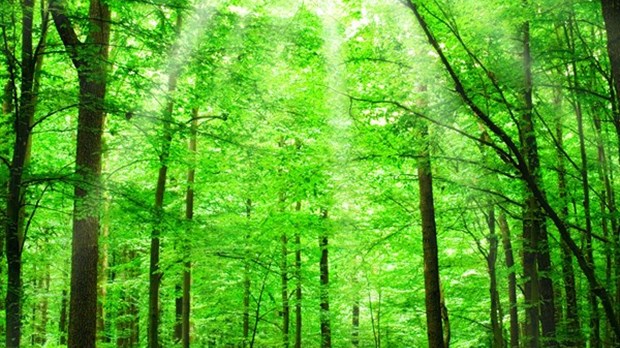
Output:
[
  {"xmin": 574, "ymin": 79, "xmax": 599, "ymax": 348},
  {"xmin": 486, "ymin": 207, "xmax": 503, "ymax": 348},
  {"xmin": 521, "ymin": 17, "xmax": 541, "ymax": 348},
  {"xmin": 352, "ymin": 298, "xmax": 360, "ymax": 347},
  {"xmin": 5, "ymin": 1, "xmax": 47, "ymax": 345},
  {"xmin": 319, "ymin": 208, "xmax": 331, "ymax": 348},
  {"xmin": 415, "ymin": 84, "xmax": 444, "ymax": 347},
  {"xmin": 280, "ymin": 222, "xmax": 290, "ymax": 348},
  {"xmin": 98, "ymin": 149, "xmax": 111, "ymax": 343},
  {"xmin": 243, "ymin": 199, "xmax": 252, "ymax": 347},
  {"xmin": 181, "ymin": 111, "xmax": 197, "ymax": 348},
  {"xmin": 554, "ymin": 92, "xmax": 582, "ymax": 347},
  {"xmin": 51, "ymin": 0, "xmax": 110, "ymax": 346},
  {"xmin": 294, "ymin": 201, "xmax": 302, "ymax": 348},
  {"xmin": 499, "ymin": 213, "xmax": 519, "ymax": 348},
  {"xmin": 601, "ymin": 0, "xmax": 620, "ymax": 334},
  {"xmin": 147, "ymin": 13, "xmax": 183, "ymax": 348},
  {"xmin": 521, "ymin": 14, "xmax": 558, "ymax": 347},
  {"xmin": 59, "ymin": 288, "xmax": 68, "ymax": 345}
]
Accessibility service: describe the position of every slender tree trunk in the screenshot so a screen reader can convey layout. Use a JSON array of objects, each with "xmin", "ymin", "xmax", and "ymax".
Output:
[
  {"xmin": 51, "ymin": 0, "xmax": 110, "ymax": 346},
  {"xmin": 554, "ymin": 92, "xmax": 582, "ymax": 347},
  {"xmin": 280, "ymin": 224, "xmax": 290, "ymax": 348},
  {"xmin": 486, "ymin": 207, "xmax": 503, "ymax": 348},
  {"xmin": 148, "ymin": 14, "xmax": 183, "ymax": 348},
  {"xmin": 415, "ymin": 89, "xmax": 444, "ymax": 347},
  {"xmin": 319, "ymin": 208, "xmax": 331, "ymax": 348},
  {"xmin": 5, "ymin": 1, "xmax": 47, "ymax": 345},
  {"xmin": 181, "ymin": 111, "xmax": 197, "ymax": 348},
  {"xmin": 575, "ymin": 85, "xmax": 599, "ymax": 348},
  {"xmin": 499, "ymin": 213, "xmax": 519, "ymax": 348},
  {"xmin": 243, "ymin": 199, "xmax": 252, "ymax": 347},
  {"xmin": 98, "ymin": 150, "xmax": 111, "ymax": 343},
  {"xmin": 294, "ymin": 201, "xmax": 302, "ymax": 348},
  {"xmin": 521, "ymin": 17, "xmax": 541, "ymax": 348},
  {"xmin": 601, "ymin": 0, "xmax": 620, "ymax": 334},
  {"xmin": 352, "ymin": 298, "xmax": 360, "ymax": 347},
  {"xmin": 521, "ymin": 15, "xmax": 558, "ymax": 347},
  {"xmin": 59, "ymin": 288, "xmax": 68, "ymax": 345}
]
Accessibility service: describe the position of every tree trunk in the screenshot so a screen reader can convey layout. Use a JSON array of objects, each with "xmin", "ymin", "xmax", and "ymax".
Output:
[
  {"xmin": 182, "ymin": 111, "xmax": 197, "ymax": 348},
  {"xmin": 294, "ymin": 201, "xmax": 302, "ymax": 348},
  {"xmin": 59, "ymin": 288, "xmax": 68, "ymax": 345},
  {"xmin": 416, "ymin": 120, "xmax": 445, "ymax": 347},
  {"xmin": 51, "ymin": 0, "xmax": 110, "ymax": 346},
  {"xmin": 5, "ymin": 1, "xmax": 47, "ymax": 345},
  {"xmin": 280, "ymin": 225, "xmax": 290, "ymax": 348},
  {"xmin": 521, "ymin": 17, "xmax": 541, "ymax": 348},
  {"xmin": 574, "ymin": 76, "xmax": 599, "ymax": 348},
  {"xmin": 486, "ymin": 207, "xmax": 503, "ymax": 348},
  {"xmin": 554, "ymin": 92, "xmax": 582, "ymax": 347},
  {"xmin": 352, "ymin": 299, "xmax": 360, "ymax": 347},
  {"xmin": 243, "ymin": 199, "xmax": 252, "ymax": 347},
  {"xmin": 319, "ymin": 208, "xmax": 331, "ymax": 348},
  {"xmin": 148, "ymin": 13, "xmax": 183, "ymax": 348},
  {"xmin": 601, "ymin": 0, "xmax": 620, "ymax": 336},
  {"xmin": 98, "ymin": 150, "xmax": 111, "ymax": 343},
  {"xmin": 499, "ymin": 213, "xmax": 519, "ymax": 348}
]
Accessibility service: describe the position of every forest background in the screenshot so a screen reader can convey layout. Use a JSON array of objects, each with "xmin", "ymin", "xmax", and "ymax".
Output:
[{"xmin": 2, "ymin": 0, "xmax": 620, "ymax": 347}]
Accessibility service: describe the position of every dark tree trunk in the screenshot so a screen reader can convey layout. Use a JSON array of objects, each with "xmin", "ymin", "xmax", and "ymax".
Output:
[
  {"xmin": 521, "ymin": 18, "xmax": 541, "ymax": 348},
  {"xmin": 294, "ymin": 201, "xmax": 302, "ymax": 348},
  {"xmin": 98, "ymin": 155, "xmax": 111, "ymax": 343},
  {"xmin": 181, "ymin": 112, "xmax": 196, "ymax": 348},
  {"xmin": 5, "ymin": 0, "xmax": 47, "ymax": 345},
  {"xmin": 601, "ymin": 0, "xmax": 620, "ymax": 334},
  {"xmin": 554, "ymin": 93, "xmax": 582, "ymax": 347},
  {"xmin": 51, "ymin": 0, "xmax": 110, "ymax": 346},
  {"xmin": 574, "ymin": 80, "xmax": 599, "ymax": 348},
  {"xmin": 486, "ymin": 207, "xmax": 503, "ymax": 348},
  {"xmin": 243, "ymin": 199, "xmax": 252, "ymax": 347},
  {"xmin": 147, "ymin": 14, "xmax": 183, "ymax": 348},
  {"xmin": 499, "ymin": 214, "xmax": 519, "ymax": 348},
  {"xmin": 352, "ymin": 299, "xmax": 360, "ymax": 347},
  {"xmin": 521, "ymin": 16, "xmax": 558, "ymax": 347},
  {"xmin": 602, "ymin": 0, "xmax": 620, "ymax": 103},
  {"xmin": 416, "ymin": 121, "xmax": 445, "ymax": 348},
  {"xmin": 319, "ymin": 209, "xmax": 331, "ymax": 348},
  {"xmin": 280, "ymin": 228, "xmax": 290, "ymax": 348},
  {"xmin": 59, "ymin": 288, "xmax": 68, "ymax": 346}
]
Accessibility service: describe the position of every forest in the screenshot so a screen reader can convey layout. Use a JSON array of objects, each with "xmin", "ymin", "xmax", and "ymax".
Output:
[{"xmin": 2, "ymin": 0, "xmax": 620, "ymax": 347}]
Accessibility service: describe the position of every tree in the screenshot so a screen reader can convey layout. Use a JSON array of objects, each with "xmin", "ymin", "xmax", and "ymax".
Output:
[{"xmin": 50, "ymin": 0, "xmax": 110, "ymax": 346}]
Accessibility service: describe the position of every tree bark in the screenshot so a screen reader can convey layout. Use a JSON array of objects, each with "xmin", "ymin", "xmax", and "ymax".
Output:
[
  {"xmin": 59, "ymin": 288, "xmax": 68, "ymax": 345},
  {"xmin": 182, "ymin": 110, "xmax": 197, "ymax": 348},
  {"xmin": 4, "ymin": 1, "xmax": 48, "ymax": 345},
  {"xmin": 486, "ymin": 207, "xmax": 503, "ymax": 348},
  {"xmin": 319, "ymin": 208, "xmax": 331, "ymax": 348},
  {"xmin": 243, "ymin": 199, "xmax": 252, "ymax": 347},
  {"xmin": 417, "ymin": 125, "xmax": 445, "ymax": 347},
  {"xmin": 554, "ymin": 92, "xmax": 582, "ymax": 347},
  {"xmin": 148, "ymin": 13, "xmax": 183, "ymax": 348},
  {"xmin": 50, "ymin": 0, "xmax": 110, "ymax": 346},
  {"xmin": 352, "ymin": 299, "xmax": 360, "ymax": 347},
  {"xmin": 294, "ymin": 201, "xmax": 302, "ymax": 348},
  {"xmin": 498, "ymin": 213, "xmax": 519, "ymax": 348},
  {"xmin": 280, "ymin": 223, "xmax": 290, "ymax": 348}
]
